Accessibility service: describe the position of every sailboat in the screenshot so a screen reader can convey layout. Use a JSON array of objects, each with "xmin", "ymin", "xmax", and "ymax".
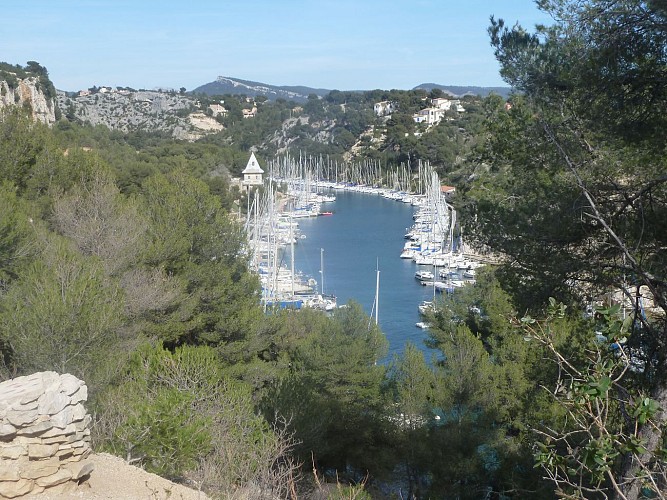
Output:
[
  {"xmin": 305, "ymin": 248, "xmax": 337, "ymax": 311},
  {"xmin": 369, "ymin": 259, "xmax": 380, "ymax": 328}
]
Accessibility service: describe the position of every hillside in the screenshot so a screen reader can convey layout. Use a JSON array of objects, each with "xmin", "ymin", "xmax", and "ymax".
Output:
[
  {"xmin": 413, "ymin": 83, "xmax": 512, "ymax": 99},
  {"xmin": 0, "ymin": 60, "xmax": 489, "ymax": 180},
  {"xmin": 193, "ymin": 75, "xmax": 510, "ymax": 101},
  {"xmin": 57, "ymin": 89, "xmax": 223, "ymax": 140},
  {"xmin": 193, "ymin": 76, "xmax": 331, "ymax": 102}
]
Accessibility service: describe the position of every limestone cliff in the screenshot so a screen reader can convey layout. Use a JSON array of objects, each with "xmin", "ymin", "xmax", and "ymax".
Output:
[
  {"xmin": 57, "ymin": 90, "xmax": 224, "ymax": 141},
  {"xmin": 0, "ymin": 76, "xmax": 57, "ymax": 125}
]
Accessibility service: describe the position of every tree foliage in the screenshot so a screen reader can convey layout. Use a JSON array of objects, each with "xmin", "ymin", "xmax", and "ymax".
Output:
[{"xmin": 462, "ymin": 1, "xmax": 667, "ymax": 497}]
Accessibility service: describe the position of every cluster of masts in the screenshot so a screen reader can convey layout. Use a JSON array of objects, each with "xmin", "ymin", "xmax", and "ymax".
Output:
[
  {"xmin": 268, "ymin": 153, "xmax": 436, "ymax": 194},
  {"xmin": 246, "ymin": 154, "xmax": 485, "ymax": 321},
  {"xmin": 245, "ymin": 159, "xmax": 338, "ymax": 312}
]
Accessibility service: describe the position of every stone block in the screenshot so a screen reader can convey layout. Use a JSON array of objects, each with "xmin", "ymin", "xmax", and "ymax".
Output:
[
  {"xmin": 41, "ymin": 435, "xmax": 70, "ymax": 445},
  {"xmin": 16, "ymin": 419, "xmax": 53, "ymax": 437},
  {"xmin": 27, "ymin": 443, "xmax": 59, "ymax": 459},
  {"xmin": 5, "ymin": 408, "xmax": 38, "ymax": 428},
  {"xmin": 49, "ymin": 406, "xmax": 73, "ymax": 429},
  {"xmin": 9, "ymin": 400, "xmax": 38, "ymax": 412},
  {"xmin": 0, "ymin": 478, "xmax": 33, "ymax": 498},
  {"xmin": 55, "ymin": 449, "xmax": 74, "ymax": 460},
  {"xmin": 57, "ymin": 374, "xmax": 83, "ymax": 396},
  {"xmin": 37, "ymin": 391, "xmax": 69, "ymax": 416},
  {"xmin": 71, "ymin": 403, "xmax": 86, "ymax": 423},
  {"xmin": 0, "ymin": 463, "xmax": 20, "ymax": 481},
  {"xmin": 0, "ymin": 445, "xmax": 26, "ymax": 460},
  {"xmin": 73, "ymin": 416, "xmax": 91, "ymax": 433},
  {"xmin": 29, "ymin": 485, "xmax": 45, "ymax": 495},
  {"xmin": 63, "ymin": 461, "xmax": 94, "ymax": 481},
  {"xmin": 12, "ymin": 436, "xmax": 42, "ymax": 446},
  {"xmin": 40, "ymin": 422, "xmax": 75, "ymax": 438},
  {"xmin": 35, "ymin": 468, "xmax": 72, "ymax": 488},
  {"xmin": 70, "ymin": 385, "xmax": 88, "ymax": 405},
  {"xmin": 0, "ymin": 423, "xmax": 16, "ymax": 440},
  {"xmin": 20, "ymin": 464, "xmax": 59, "ymax": 480},
  {"xmin": 42, "ymin": 479, "xmax": 76, "ymax": 494}
]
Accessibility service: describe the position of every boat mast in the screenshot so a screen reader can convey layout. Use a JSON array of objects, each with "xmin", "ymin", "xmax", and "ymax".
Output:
[
  {"xmin": 375, "ymin": 259, "xmax": 380, "ymax": 326},
  {"xmin": 320, "ymin": 248, "xmax": 325, "ymax": 296},
  {"xmin": 290, "ymin": 212, "xmax": 295, "ymax": 298}
]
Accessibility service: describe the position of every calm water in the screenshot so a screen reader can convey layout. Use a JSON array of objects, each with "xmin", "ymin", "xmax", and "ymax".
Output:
[{"xmin": 284, "ymin": 190, "xmax": 439, "ymax": 360}]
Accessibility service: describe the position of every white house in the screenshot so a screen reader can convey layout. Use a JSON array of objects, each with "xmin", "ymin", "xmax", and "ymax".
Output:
[
  {"xmin": 209, "ymin": 104, "xmax": 228, "ymax": 117},
  {"xmin": 242, "ymin": 152, "xmax": 264, "ymax": 190},
  {"xmin": 413, "ymin": 107, "xmax": 446, "ymax": 125},
  {"xmin": 242, "ymin": 106, "xmax": 258, "ymax": 118},
  {"xmin": 431, "ymin": 98, "xmax": 465, "ymax": 113},
  {"xmin": 373, "ymin": 101, "xmax": 396, "ymax": 116}
]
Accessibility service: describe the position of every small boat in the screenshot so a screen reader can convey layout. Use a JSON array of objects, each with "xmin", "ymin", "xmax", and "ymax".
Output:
[
  {"xmin": 418, "ymin": 300, "xmax": 434, "ymax": 314},
  {"xmin": 415, "ymin": 270, "xmax": 434, "ymax": 281},
  {"xmin": 400, "ymin": 248, "xmax": 419, "ymax": 259},
  {"xmin": 319, "ymin": 211, "xmax": 334, "ymax": 216}
]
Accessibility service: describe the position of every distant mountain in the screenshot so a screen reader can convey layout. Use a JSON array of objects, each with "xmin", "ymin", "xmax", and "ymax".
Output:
[
  {"xmin": 413, "ymin": 83, "xmax": 512, "ymax": 99},
  {"xmin": 192, "ymin": 76, "xmax": 331, "ymax": 103},
  {"xmin": 193, "ymin": 76, "xmax": 513, "ymax": 102}
]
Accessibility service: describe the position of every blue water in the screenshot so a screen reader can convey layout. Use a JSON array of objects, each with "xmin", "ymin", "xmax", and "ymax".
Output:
[{"xmin": 284, "ymin": 190, "xmax": 439, "ymax": 360}]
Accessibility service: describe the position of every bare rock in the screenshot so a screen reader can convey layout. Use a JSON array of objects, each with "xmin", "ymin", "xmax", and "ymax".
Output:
[
  {"xmin": 0, "ymin": 478, "xmax": 33, "ymax": 498},
  {"xmin": 27, "ymin": 443, "xmax": 59, "ymax": 459},
  {"xmin": 63, "ymin": 461, "xmax": 94, "ymax": 481},
  {"xmin": 37, "ymin": 392, "xmax": 69, "ymax": 417},
  {"xmin": 0, "ymin": 424, "xmax": 17, "ymax": 440},
  {"xmin": 35, "ymin": 469, "xmax": 72, "ymax": 488},
  {"xmin": 0, "ymin": 445, "xmax": 25, "ymax": 460}
]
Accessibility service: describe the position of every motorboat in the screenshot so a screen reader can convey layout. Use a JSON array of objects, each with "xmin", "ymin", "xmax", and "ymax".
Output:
[{"xmin": 415, "ymin": 270, "xmax": 434, "ymax": 281}]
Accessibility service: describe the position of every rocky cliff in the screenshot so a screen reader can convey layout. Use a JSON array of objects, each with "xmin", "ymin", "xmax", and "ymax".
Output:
[
  {"xmin": 0, "ymin": 77, "xmax": 56, "ymax": 125},
  {"xmin": 57, "ymin": 90, "xmax": 223, "ymax": 141}
]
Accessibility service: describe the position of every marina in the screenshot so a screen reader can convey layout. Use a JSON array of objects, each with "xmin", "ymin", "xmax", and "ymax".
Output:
[{"xmin": 243, "ymin": 157, "xmax": 485, "ymax": 359}]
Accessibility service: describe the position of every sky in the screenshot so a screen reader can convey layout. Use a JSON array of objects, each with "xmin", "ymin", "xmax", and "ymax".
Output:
[{"xmin": 3, "ymin": 1, "xmax": 552, "ymax": 92}]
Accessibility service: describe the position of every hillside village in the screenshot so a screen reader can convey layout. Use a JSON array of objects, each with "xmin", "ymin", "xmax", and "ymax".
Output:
[{"xmin": 374, "ymin": 96, "xmax": 466, "ymax": 126}]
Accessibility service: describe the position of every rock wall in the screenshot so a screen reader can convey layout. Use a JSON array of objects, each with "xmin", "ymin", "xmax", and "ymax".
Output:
[
  {"xmin": 0, "ymin": 77, "xmax": 56, "ymax": 125},
  {"xmin": 0, "ymin": 372, "xmax": 93, "ymax": 498},
  {"xmin": 56, "ymin": 90, "xmax": 208, "ymax": 140}
]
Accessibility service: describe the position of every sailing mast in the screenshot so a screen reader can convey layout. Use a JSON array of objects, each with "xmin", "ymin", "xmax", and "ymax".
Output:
[
  {"xmin": 320, "ymin": 248, "xmax": 325, "ymax": 296},
  {"xmin": 375, "ymin": 258, "xmax": 380, "ymax": 326},
  {"xmin": 290, "ymin": 212, "xmax": 295, "ymax": 298}
]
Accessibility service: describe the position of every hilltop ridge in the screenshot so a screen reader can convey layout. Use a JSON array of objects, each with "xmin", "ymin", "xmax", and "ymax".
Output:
[{"xmin": 192, "ymin": 75, "xmax": 510, "ymax": 101}]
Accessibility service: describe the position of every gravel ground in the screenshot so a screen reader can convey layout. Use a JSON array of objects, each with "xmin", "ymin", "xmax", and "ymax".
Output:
[{"xmin": 22, "ymin": 453, "xmax": 210, "ymax": 500}]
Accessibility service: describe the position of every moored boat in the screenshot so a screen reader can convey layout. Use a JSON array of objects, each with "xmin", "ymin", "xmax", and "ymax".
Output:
[{"xmin": 415, "ymin": 270, "xmax": 434, "ymax": 281}]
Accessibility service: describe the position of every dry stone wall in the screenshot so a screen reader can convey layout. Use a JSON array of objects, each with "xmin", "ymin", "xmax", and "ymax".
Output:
[{"xmin": 0, "ymin": 372, "xmax": 93, "ymax": 498}]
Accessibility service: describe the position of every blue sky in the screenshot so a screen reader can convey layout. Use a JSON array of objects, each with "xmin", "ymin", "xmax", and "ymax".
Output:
[{"xmin": 3, "ymin": 1, "xmax": 552, "ymax": 92}]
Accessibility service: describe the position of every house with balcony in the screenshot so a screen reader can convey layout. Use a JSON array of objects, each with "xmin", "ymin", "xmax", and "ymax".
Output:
[{"xmin": 413, "ymin": 107, "xmax": 447, "ymax": 125}]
